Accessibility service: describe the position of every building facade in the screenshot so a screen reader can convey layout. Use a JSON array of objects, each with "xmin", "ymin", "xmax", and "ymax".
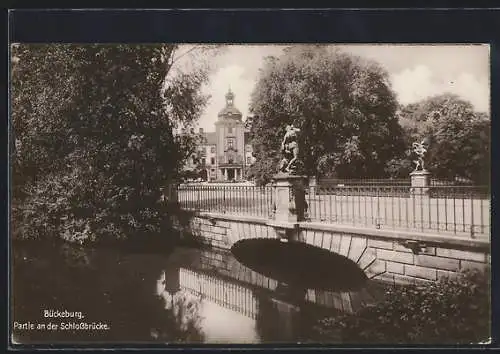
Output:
[{"xmin": 189, "ymin": 89, "xmax": 255, "ymax": 182}]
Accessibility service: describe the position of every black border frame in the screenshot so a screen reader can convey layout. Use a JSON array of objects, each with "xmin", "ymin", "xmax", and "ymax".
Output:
[{"xmin": 4, "ymin": 7, "xmax": 499, "ymax": 351}]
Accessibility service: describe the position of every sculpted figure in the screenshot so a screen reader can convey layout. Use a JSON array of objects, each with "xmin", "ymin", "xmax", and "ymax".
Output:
[
  {"xmin": 279, "ymin": 124, "xmax": 301, "ymax": 174},
  {"xmin": 412, "ymin": 138, "xmax": 429, "ymax": 171}
]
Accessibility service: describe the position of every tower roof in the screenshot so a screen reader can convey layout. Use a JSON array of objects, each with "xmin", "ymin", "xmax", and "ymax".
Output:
[
  {"xmin": 225, "ymin": 87, "xmax": 235, "ymax": 101},
  {"xmin": 218, "ymin": 87, "xmax": 242, "ymax": 120}
]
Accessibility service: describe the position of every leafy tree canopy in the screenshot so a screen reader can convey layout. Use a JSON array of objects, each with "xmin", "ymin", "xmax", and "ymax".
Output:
[
  {"xmin": 11, "ymin": 44, "xmax": 218, "ymax": 243},
  {"xmin": 398, "ymin": 93, "xmax": 490, "ymax": 184},
  {"xmin": 247, "ymin": 45, "xmax": 405, "ymax": 185}
]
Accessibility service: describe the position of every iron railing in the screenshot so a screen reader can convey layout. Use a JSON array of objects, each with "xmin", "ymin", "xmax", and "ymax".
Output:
[
  {"xmin": 318, "ymin": 178, "xmax": 477, "ymax": 188},
  {"xmin": 174, "ymin": 184, "xmax": 490, "ymax": 238},
  {"xmin": 307, "ymin": 185, "xmax": 490, "ymax": 238},
  {"xmin": 177, "ymin": 184, "xmax": 275, "ymax": 219},
  {"xmin": 319, "ymin": 178, "xmax": 411, "ymax": 187}
]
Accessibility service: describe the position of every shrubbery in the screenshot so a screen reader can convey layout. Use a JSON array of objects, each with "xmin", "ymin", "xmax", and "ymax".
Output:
[
  {"xmin": 312, "ymin": 268, "xmax": 490, "ymax": 344},
  {"xmin": 11, "ymin": 44, "xmax": 214, "ymax": 246}
]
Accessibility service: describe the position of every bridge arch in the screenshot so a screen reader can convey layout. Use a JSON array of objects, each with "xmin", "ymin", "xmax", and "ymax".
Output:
[{"xmin": 180, "ymin": 212, "xmax": 489, "ymax": 286}]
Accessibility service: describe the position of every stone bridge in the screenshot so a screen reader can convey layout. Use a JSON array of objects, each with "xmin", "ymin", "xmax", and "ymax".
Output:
[{"xmin": 173, "ymin": 175, "xmax": 490, "ymax": 285}]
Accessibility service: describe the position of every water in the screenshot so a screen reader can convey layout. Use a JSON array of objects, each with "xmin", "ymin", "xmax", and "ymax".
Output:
[{"xmin": 11, "ymin": 239, "xmax": 384, "ymax": 345}]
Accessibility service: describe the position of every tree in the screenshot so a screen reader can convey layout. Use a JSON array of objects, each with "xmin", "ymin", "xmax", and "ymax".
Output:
[
  {"xmin": 247, "ymin": 46, "xmax": 405, "ymax": 185},
  {"xmin": 398, "ymin": 94, "xmax": 490, "ymax": 184},
  {"xmin": 11, "ymin": 44, "xmax": 216, "ymax": 243}
]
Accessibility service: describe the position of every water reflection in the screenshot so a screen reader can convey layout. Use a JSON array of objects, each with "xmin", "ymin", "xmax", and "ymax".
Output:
[
  {"xmin": 12, "ymin": 240, "xmax": 381, "ymax": 344},
  {"xmin": 154, "ymin": 240, "xmax": 379, "ymax": 343},
  {"xmin": 157, "ymin": 269, "xmax": 259, "ymax": 343}
]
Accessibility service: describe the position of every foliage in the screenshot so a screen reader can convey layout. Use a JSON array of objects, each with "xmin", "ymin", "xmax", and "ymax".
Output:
[
  {"xmin": 11, "ymin": 44, "xmax": 215, "ymax": 244},
  {"xmin": 247, "ymin": 46, "xmax": 406, "ymax": 185},
  {"xmin": 398, "ymin": 94, "xmax": 490, "ymax": 184},
  {"xmin": 246, "ymin": 149, "xmax": 281, "ymax": 186},
  {"xmin": 312, "ymin": 268, "xmax": 490, "ymax": 344},
  {"xmin": 384, "ymin": 157, "xmax": 414, "ymax": 179}
]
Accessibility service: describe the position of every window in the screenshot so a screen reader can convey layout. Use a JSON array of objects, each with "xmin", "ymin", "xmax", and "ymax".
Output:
[
  {"xmin": 227, "ymin": 139, "xmax": 234, "ymax": 149},
  {"xmin": 247, "ymin": 156, "xmax": 251, "ymax": 164},
  {"xmin": 211, "ymin": 146, "xmax": 216, "ymax": 153},
  {"xmin": 228, "ymin": 126, "xmax": 233, "ymax": 134},
  {"xmin": 211, "ymin": 157, "xmax": 215, "ymax": 165},
  {"xmin": 201, "ymin": 158, "xmax": 206, "ymax": 166}
]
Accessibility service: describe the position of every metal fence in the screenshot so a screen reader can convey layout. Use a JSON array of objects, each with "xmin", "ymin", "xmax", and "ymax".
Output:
[
  {"xmin": 307, "ymin": 185, "xmax": 490, "ymax": 238},
  {"xmin": 319, "ymin": 178, "xmax": 476, "ymax": 187},
  {"xmin": 174, "ymin": 184, "xmax": 490, "ymax": 238},
  {"xmin": 319, "ymin": 178, "xmax": 411, "ymax": 187},
  {"xmin": 177, "ymin": 184, "xmax": 275, "ymax": 219}
]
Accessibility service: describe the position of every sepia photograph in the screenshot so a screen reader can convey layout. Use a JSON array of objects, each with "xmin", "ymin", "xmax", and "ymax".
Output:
[{"xmin": 10, "ymin": 43, "xmax": 491, "ymax": 346}]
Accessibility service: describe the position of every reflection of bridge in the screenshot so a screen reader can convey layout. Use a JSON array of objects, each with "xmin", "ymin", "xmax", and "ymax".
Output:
[
  {"xmin": 156, "ymin": 247, "xmax": 384, "ymax": 342},
  {"xmin": 179, "ymin": 268, "xmax": 259, "ymax": 319},
  {"xmin": 169, "ymin": 248, "xmax": 379, "ymax": 316}
]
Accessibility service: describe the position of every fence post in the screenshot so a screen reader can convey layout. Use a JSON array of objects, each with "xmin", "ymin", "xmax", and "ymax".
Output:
[
  {"xmin": 470, "ymin": 189, "xmax": 475, "ymax": 238},
  {"xmin": 166, "ymin": 180, "xmax": 179, "ymax": 207}
]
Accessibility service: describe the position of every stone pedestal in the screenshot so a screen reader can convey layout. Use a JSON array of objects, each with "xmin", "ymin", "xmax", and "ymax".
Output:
[
  {"xmin": 272, "ymin": 173, "xmax": 308, "ymax": 223},
  {"xmin": 166, "ymin": 181, "xmax": 179, "ymax": 206},
  {"xmin": 164, "ymin": 267, "xmax": 181, "ymax": 293},
  {"xmin": 410, "ymin": 170, "xmax": 430, "ymax": 196}
]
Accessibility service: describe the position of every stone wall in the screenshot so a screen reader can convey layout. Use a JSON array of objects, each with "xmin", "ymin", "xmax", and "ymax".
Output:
[{"xmin": 180, "ymin": 212, "xmax": 490, "ymax": 286}]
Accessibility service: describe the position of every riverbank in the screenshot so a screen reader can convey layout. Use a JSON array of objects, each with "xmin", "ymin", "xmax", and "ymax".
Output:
[{"xmin": 311, "ymin": 267, "xmax": 490, "ymax": 344}]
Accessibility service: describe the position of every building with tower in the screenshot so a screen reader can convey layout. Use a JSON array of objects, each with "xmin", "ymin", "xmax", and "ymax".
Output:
[{"xmin": 184, "ymin": 88, "xmax": 255, "ymax": 182}]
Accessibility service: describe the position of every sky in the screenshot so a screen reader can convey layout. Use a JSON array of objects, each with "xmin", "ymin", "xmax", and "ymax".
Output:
[{"xmin": 177, "ymin": 44, "xmax": 490, "ymax": 133}]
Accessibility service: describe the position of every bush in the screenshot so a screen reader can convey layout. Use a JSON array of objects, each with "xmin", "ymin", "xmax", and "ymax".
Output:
[
  {"xmin": 11, "ymin": 44, "xmax": 213, "ymax": 246},
  {"xmin": 312, "ymin": 268, "xmax": 490, "ymax": 344}
]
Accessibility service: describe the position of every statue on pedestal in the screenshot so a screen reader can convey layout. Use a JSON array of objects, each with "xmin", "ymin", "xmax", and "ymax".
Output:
[
  {"xmin": 412, "ymin": 138, "xmax": 429, "ymax": 172},
  {"xmin": 279, "ymin": 124, "xmax": 301, "ymax": 174}
]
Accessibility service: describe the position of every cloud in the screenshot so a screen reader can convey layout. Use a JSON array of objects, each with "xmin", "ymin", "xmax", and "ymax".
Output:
[
  {"xmin": 391, "ymin": 65, "xmax": 489, "ymax": 112},
  {"xmin": 391, "ymin": 65, "xmax": 435, "ymax": 105},
  {"xmin": 452, "ymin": 72, "xmax": 489, "ymax": 113}
]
